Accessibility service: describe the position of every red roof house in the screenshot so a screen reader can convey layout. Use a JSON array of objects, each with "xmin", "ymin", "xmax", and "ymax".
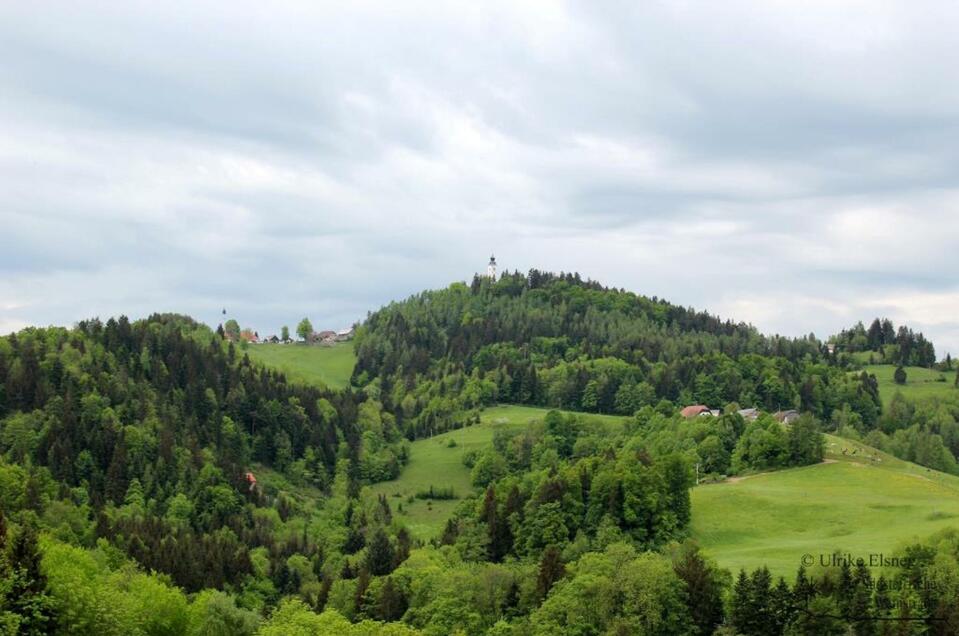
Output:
[{"xmin": 681, "ymin": 405, "xmax": 712, "ymax": 418}]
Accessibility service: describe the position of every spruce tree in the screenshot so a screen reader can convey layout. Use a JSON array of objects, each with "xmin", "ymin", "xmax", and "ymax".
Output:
[
  {"xmin": 837, "ymin": 561, "xmax": 854, "ymax": 616},
  {"xmin": 770, "ymin": 577, "xmax": 795, "ymax": 634},
  {"xmin": 375, "ymin": 577, "xmax": 407, "ymax": 622},
  {"xmin": 366, "ymin": 528, "xmax": 395, "ymax": 576},
  {"xmin": 536, "ymin": 545, "xmax": 565, "ymax": 601},
  {"xmin": 793, "ymin": 565, "xmax": 816, "ymax": 608},
  {"xmin": 672, "ymin": 543, "xmax": 725, "ymax": 636},
  {"xmin": 6, "ymin": 522, "xmax": 56, "ymax": 634},
  {"xmin": 850, "ymin": 561, "xmax": 875, "ymax": 636},
  {"xmin": 749, "ymin": 567, "xmax": 773, "ymax": 635},
  {"xmin": 730, "ymin": 570, "xmax": 753, "ymax": 634}
]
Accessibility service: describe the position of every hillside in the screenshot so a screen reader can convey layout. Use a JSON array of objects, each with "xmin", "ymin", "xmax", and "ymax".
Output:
[
  {"xmin": 366, "ymin": 405, "xmax": 626, "ymax": 539},
  {"xmin": 0, "ymin": 315, "xmax": 414, "ymax": 627},
  {"xmin": 353, "ymin": 271, "xmax": 882, "ymax": 440},
  {"xmin": 245, "ymin": 342, "xmax": 356, "ymax": 389},
  {"xmin": 862, "ymin": 363, "xmax": 956, "ymax": 406},
  {"xmin": 692, "ymin": 433, "xmax": 959, "ymax": 577},
  {"xmin": 361, "ymin": 401, "xmax": 959, "ymax": 580}
]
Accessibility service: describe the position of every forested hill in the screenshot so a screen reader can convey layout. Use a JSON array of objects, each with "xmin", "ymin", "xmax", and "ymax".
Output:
[
  {"xmin": 0, "ymin": 314, "xmax": 354, "ymax": 497},
  {"xmin": 0, "ymin": 314, "xmax": 409, "ymax": 593},
  {"xmin": 352, "ymin": 270, "xmax": 882, "ymax": 438}
]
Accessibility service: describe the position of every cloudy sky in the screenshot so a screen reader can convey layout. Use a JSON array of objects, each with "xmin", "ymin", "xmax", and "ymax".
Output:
[{"xmin": 3, "ymin": 1, "xmax": 959, "ymax": 353}]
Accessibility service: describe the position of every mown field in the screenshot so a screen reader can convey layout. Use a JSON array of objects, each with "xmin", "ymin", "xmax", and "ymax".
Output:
[
  {"xmin": 691, "ymin": 433, "xmax": 959, "ymax": 578},
  {"xmin": 366, "ymin": 405, "xmax": 627, "ymax": 539},
  {"xmin": 245, "ymin": 342, "xmax": 356, "ymax": 389},
  {"xmin": 862, "ymin": 363, "xmax": 956, "ymax": 406}
]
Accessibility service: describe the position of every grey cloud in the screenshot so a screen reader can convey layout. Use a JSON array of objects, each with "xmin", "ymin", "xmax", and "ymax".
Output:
[{"xmin": 2, "ymin": 1, "xmax": 959, "ymax": 353}]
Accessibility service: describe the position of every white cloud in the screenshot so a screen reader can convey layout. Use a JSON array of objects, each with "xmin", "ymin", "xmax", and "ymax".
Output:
[{"xmin": 1, "ymin": 1, "xmax": 958, "ymax": 352}]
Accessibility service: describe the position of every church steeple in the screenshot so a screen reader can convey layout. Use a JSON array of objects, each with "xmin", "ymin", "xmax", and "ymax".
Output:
[{"xmin": 486, "ymin": 254, "xmax": 497, "ymax": 281}]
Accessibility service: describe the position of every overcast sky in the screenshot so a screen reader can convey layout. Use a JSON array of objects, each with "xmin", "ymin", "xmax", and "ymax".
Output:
[{"xmin": 2, "ymin": 2, "xmax": 959, "ymax": 353}]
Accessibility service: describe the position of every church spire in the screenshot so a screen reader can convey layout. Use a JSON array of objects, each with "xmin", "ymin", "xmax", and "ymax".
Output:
[{"xmin": 486, "ymin": 254, "xmax": 497, "ymax": 281}]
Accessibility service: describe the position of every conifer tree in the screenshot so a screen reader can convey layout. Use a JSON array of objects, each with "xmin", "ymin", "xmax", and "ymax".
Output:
[
  {"xmin": 536, "ymin": 545, "xmax": 565, "ymax": 601},
  {"xmin": 5, "ymin": 522, "xmax": 56, "ymax": 634},
  {"xmin": 793, "ymin": 565, "xmax": 815, "ymax": 608},
  {"xmin": 375, "ymin": 577, "xmax": 407, "ymax": 622},
  {"xmin": 672, "ymin": 543, "xmax": 725, "ymax": 636},
  {"xmin": 770, "ymin": 577, "xmax": 795, "ymax": 634},
  {"xmin": 730, "ymin": 569, "xmax": 753, "ymax": 634},
  {"xmin": 366, "ymin": 528, "xmax": 395, "ymax": 576}
]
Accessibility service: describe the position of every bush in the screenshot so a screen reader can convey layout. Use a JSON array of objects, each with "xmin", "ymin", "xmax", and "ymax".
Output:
[
  {"xmin": 414, "ymin": 485, "xmax": 456, "ymax": 500},
  {"xmin": 894, "ymin": 365, "xmax": 907, "ymax": 385},
  {"xmin": 461, "ymin": 449, "xmax": 480, "ymax": 468},
  {"xmin": 470, "ymin": 451, "xmax": 508, "ymax": 487}
]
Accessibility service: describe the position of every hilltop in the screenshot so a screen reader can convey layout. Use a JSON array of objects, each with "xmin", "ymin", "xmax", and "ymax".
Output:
[{"xmin": 352, "ymin": 270, "xmax": 882, "ymax": 440}]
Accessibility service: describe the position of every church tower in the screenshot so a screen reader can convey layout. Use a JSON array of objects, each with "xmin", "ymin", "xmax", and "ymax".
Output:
[{"xmin": 486, "ymin": 254, "xmax": 497, "ymax": 281}]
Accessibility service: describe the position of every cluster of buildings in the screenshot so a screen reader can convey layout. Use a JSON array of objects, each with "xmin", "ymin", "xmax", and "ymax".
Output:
[
  {"xmin": 223, "ymin": 326, "xmax": 354, "ymax": 345},
  {"xmin": 310, "ymin": 328, "xmax": 355, "ymax": 346},
  {"xmin": 680, "ymin": 405, "xmax": 801, "ymax": 424}
]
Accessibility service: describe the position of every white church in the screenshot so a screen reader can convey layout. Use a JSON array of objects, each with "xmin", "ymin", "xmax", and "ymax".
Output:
[{"xmin": 485, "ymin": 254, "xmax": 497, "ymax": 281}]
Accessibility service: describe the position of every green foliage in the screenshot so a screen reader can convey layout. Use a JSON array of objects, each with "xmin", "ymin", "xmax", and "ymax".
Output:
[
  {"xmin": 894, "ymin": 365, "xmax": 907, "ymax": 385},
  {"xmin": 413, "ymin": 486, "xmax": 455, "ymax": 501},
  {"xmin": 832, "ymin": 318, "xmax": 936, "ymax": 367},
  {"xmin": 223, "ymin": 320, "xmax": 241, "ymax": 342},
  {"xmin": 352, "ymin": 271, "xmax": 879, "ymax": 442},
  {"xmin": 529, "ymin": 544, "xmax": 691, "ymax": 635},
  {"xmin": 187, "ymin": 589, "xmax": 259, "ymax": 636},
  {"xmin": 470, "ymin": 452, "xmax": 507, "ymax": 488},
  {"xmin": 296, "ymin": 318, "xmax": 313, "ymax": 343},
  {"xmin": 0, "ymin": 314, "xmax": 412, "ymax": 607}
]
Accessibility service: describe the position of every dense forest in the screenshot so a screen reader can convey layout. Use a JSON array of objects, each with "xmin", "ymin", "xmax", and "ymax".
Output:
[
  {"xmin": 0, "ymin": 315, "xmax": 416, "ymax": 632},
  {"xmin": 831, "ymin": 318, "xmax": 937, "ymax": 367},
  {"xmin": 352, "ymin": 271, "xmax": 882, "ymax": 439}
]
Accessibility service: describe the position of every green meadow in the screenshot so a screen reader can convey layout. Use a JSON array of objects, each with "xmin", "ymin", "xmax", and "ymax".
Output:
[
  {"xmin": 691, "ymin": 433, "xmax": 959, "ymax": 578},
  {"xmin": 366, "ymin": 405, "xmax": 626, "ymax": 539},
  {"xmin": 245, "ymin": 342, "xmax": 356, "ymax": 389},
  {"xmin": 862, "ymin": 363, "xmax": 957, "ymax": 406}
]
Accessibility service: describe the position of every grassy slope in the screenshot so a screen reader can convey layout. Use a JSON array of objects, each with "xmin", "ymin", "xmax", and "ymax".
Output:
[
  {"xmin": 245, "ymin": 342, "xmax": 356, "ymax": 390},
  {"xmin": 366, "ymin": 405, "xmax": 626, "ymax": 539},
  {"xmin": 862, "ymin": 363, "xmax": 956, "ymax": 407},
  {"xmin": 691, "ymin": 433, "xmax": 959, "ymax": 578},
  {"xmin": 246, "ymin": 345, "xmax": 959, "ymax": 578},
  {"xmin": 369, "ymin": 403, "xmax": 959, "ymax": 575}
]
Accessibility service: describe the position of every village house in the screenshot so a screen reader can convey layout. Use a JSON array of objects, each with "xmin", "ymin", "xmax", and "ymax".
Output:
[
  {"xmin": 681, "ymin": 405, "xmax": 713, "ymax": 418},
  {"xmin": 773, "ymin": 409, "xmax": 800, "ymax": 424},
  {"xmin": 313, "ymin": 330, "xmax": 336, "ymax": 345},
  {"xmin": 737, "ymin": 407, "xmax": 760, "ymax": 421}
]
